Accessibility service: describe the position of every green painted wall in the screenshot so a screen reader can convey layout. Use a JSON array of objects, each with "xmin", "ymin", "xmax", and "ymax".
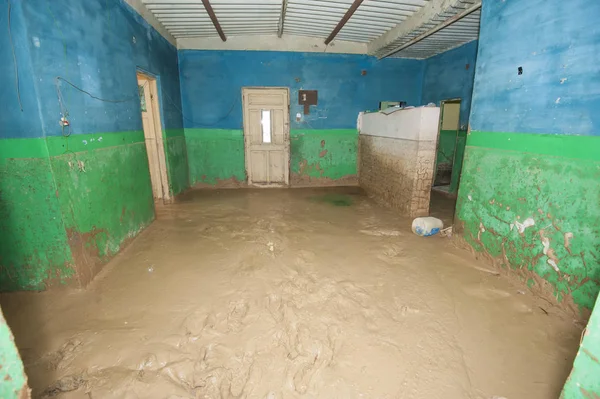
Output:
[
  {"xmin": 0, "ymin": 307, "xmax": 28, "ymax": 398},
  {"xmin": 0, "ymin": 131, "xmax": 163, "ymax": 290},
  {"xmin": 0, "ymin": 140, "xmax": 75, "ymax": 291},
  {"xmin": 290, "ymin": 129, "xmax": 357, "ymax": 183},
  {"xmin": 562, "ymin": 293, "xmax": 600, "ymax": 398},
  {"xmin": 185, "ymin": 128, "xmax": 358, "ymax": 186},
  {"xmin": 49, "ymin": 132, "xmax": 155, "ymax": 285},
  {"xmin": 0, "ymin": 0, "xmax": 187, "ymax": 292},
  {"xmin": 185, "ymin": 129, "xmax": 246, "ymax": 186},
  {"xmin": 164, "ymin": 129, "xmax": 189, "ymax": 196},
  {"xmin": 456, "ymin": 132, "xmax": 600, "ymax": 309}
]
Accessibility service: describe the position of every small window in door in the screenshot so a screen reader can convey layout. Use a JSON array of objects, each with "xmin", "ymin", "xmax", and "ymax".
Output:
[
  {"xmin": 261, "ymin": 110, "xmax": 272, "ymax": 143},
  {"xmin": 138, "ymin": 85, "xmax": 147, "ymax": 112}
]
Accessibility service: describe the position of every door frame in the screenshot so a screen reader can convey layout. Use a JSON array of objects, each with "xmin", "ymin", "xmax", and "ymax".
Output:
[
  {"xmin": 137, "ymin": 70, "xmax": 171, "ymax": 203},
  {"xmin": 432, "ymin": 98, "xmax": 461, "ymax": 188},
  {"xmin": 241, "ymin": 87, "xmax": 291, "ymax": 187}
]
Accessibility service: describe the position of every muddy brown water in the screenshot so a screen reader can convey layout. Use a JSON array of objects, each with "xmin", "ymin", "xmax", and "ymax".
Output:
[{"xmin": 1, "ymin": 188, "xmax": 582, "ymax": 398}]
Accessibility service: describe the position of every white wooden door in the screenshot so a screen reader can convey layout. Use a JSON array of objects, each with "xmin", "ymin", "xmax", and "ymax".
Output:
[{"xmin": 242, "ymin": 88, "xmax": 290, "ymax": 186}]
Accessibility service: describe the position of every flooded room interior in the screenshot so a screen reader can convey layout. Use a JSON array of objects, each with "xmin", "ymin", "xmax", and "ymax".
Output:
[{"xmin": 0, "ymin": 0, "xmax": 598, "ymax": 398}]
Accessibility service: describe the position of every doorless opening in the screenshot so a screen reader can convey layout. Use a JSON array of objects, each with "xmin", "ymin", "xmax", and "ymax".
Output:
[
  {"xmin": 137, "ymin": 71, "xmax": 171, "ymax": 203},
  {"xmin": 430, "ymin": 98, "xmax": 463, "ymax": 227}
]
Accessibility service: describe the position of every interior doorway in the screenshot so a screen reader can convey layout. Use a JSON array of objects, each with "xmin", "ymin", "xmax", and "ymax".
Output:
[
  {"xmin": 430, "ymin": 99, "xmax": 463, "ymax": 226},
  {"xmin": 433, "ymin": 99, "xmax": 461, "ymax": 190},
  {"xmin": 242, "ymin": 87, "xmax": 290, "ymax": 187},
  {"xmin": 137, "ymin": 71, "xmax": 170, "ymax": 203}
]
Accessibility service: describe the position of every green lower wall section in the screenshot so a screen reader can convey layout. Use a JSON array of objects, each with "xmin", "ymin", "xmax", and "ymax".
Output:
[
  {"xmin": 164, "ymin": 130, "xmax": 189, "ymax": 196},
  {"xmin": 290, "ymin": 129, "xmax": 357, "ymax": 182},
  {"xmin": 185, "ymin": 128, "xmax": 358, "ymax": 186},
  {"xmin": 0, "ymin": 130, "xmax": 177, "ymax": 290},
  {"xmin": 185, "ymin": 129, "xmax": 246, "ymax": 186},
  {"xmin": 562, "ymin": 293, "xmax": 600, "ymax": 398},
  {"xmin": 456, "ymin": 131, "xmax": 600, "ymax": 309},
  {"xmin": 0, "ymin": 307, "xmax": 28, "ymax": 398},
  {"xmin": 0, "ymin": 155, "xmax": 74, "ymax": 291},
  {"xmin": 50, "ymin": 134, "xmax": 155, "ymax": 284}
]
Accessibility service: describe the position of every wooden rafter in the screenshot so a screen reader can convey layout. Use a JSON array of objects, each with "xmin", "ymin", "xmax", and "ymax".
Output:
[
  {"xmin": 324, "ymin": 0, "xmax": 364, "ymax": 45},
  {"xmin": 201, "ymin": 0, "xmax": 226, "ymax": 41}
]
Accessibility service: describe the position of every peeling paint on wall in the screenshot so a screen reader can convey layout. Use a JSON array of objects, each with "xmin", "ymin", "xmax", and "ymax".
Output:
[
  {"xmin": 456, "ymin": 132, "xmax": 600, "ymax": 310},
  {"xmin": 0, "ymin": 307, "xmax": 29, "ymax": 398},
  {"xmin": 290, "ymin": 129, "xmax": 358, "ymax": 186},
  {"xmin": 561, "ymin": 292, "xmax": 600, "ymax": 398}
]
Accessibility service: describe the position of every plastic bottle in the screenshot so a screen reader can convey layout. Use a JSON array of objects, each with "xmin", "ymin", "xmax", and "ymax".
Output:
[{"xmin": 411, "ymin": 217, "xmax": 444, "ymax": 237}]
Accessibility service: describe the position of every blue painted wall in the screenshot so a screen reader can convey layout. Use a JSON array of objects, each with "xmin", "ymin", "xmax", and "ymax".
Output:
[
  {"xmin": 1, "ymin": 0, "xmax": 183, "ymax": 139},
  {"xmin": 0, "ymin": 0, "xmax": 43, "ymax": 139},
  {"xmin": 470, "ymin": 0, "xmax": 600, "ymax": 136},
  {"xmin": 421, "ymin": 40, "xmax": 478, "ymax": 129},
  {"xmin": 178, "ymin": 50, "xmax": 424, "ymax": 130}
]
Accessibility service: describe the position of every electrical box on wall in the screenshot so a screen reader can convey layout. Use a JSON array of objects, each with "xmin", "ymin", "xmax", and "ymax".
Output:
[{"xmin": 298, "ymin": 90, "xmax": 318, "ymax": 114}]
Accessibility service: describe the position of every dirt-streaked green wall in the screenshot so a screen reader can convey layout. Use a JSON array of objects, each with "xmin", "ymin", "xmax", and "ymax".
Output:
[
  {"xmin": 290, "ymin": 129, "xmax": 357, "ymax": 185},
  {"xmin": 0, "ymin": 141, "xmax": 74, "ymax": 290},
  {"xmin": 457, "ymin": 132, "xmax": 600, "ymax": 309},
  {"xmin": 0, "ymin": 307, "xmax": 28, "ymax": 398},
  {"xmin": 185, "ymin": 128, "xmax": 358, "ymax": 187},
  {"xmin": 164, "ymin": 129, "xmax": 189, "ymax": 196},
  {"xmin": 0, "ymin": 132, "xmax": 158, "ymax": 290},
  {"xmin": 562, "ymin": 292, "xmax": 600, "ymax": 398},
  {"xmin": 0, "ymin": 0, "xmax": 187, "ymax": 292},
  {"xmin": 49, "ymin": 132, "xmax": 156, "ymax": 286},
  {"xmin": 185, "ymin": 129, "xmax": 247, "ymax": 186},
  {"xmin": 457, "ymin": 0, "xmax": 600, "ymax": 312}
]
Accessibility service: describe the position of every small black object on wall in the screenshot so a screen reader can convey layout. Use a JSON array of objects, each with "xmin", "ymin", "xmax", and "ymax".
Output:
[{"xmin": 298, "ymin": 90, "xmax": 318, "ymax": 114}]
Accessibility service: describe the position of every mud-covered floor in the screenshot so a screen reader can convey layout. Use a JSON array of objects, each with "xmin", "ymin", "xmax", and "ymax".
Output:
[{"xmin": 1, "ymin": 188, "xmax": 583, "ymax": 399}]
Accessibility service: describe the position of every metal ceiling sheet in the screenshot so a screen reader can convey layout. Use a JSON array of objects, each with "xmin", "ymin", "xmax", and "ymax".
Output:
[
  {"xmin": 383, "ymin": 2, "xmax": 481, "ymax": 58},
  {"xmin": 141, "ymin": 0, "xmax": 479, "ymax": 59},
  {"xmin": 143, "ymin": 0, "xmax": 282, "ymax": 38},
  {"xmin": 142, "ymin": 0, "xmax": 431, "ymax": 41},
  {"xmin": 285, "ymin": 0, "xmax": 429, "ymax": 43}
]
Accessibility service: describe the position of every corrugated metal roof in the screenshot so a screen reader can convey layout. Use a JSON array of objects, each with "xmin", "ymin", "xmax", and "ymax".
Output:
[
  {"xmin": 141, "ymin": 0, "xmax": 480, "ymax": 59},
  {"xmin": 374, "ymin": 0, "xmax": 480, "ymax": 58},
  {"xmin": 143, "ymin": 0, "xmax": 282, "ymax": 38},
  {"xmin": 284, "ymin": 0, "xmax": 429, "ymax": 43},
  {"xmin": 387, "ymin": 7, "xmax": 480, "ymax": 58}
]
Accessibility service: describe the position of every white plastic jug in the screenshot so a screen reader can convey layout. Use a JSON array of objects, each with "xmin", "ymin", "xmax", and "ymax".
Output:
[{"xmin": 412, "ymin": 217, "xmax": 444, "ymax": 237}]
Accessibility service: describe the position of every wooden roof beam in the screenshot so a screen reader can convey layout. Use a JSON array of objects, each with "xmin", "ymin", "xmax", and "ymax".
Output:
[
  {"xmin": 324, "ymin": 0, "xmax": 364, "ymax": 45},
  {"xmin": 201, "ymin": 0, "xmax": 226, "ymax": 41},
  {"xmin": 277, "ymin": 0, "xmax": 289, "ymax": 37}
]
